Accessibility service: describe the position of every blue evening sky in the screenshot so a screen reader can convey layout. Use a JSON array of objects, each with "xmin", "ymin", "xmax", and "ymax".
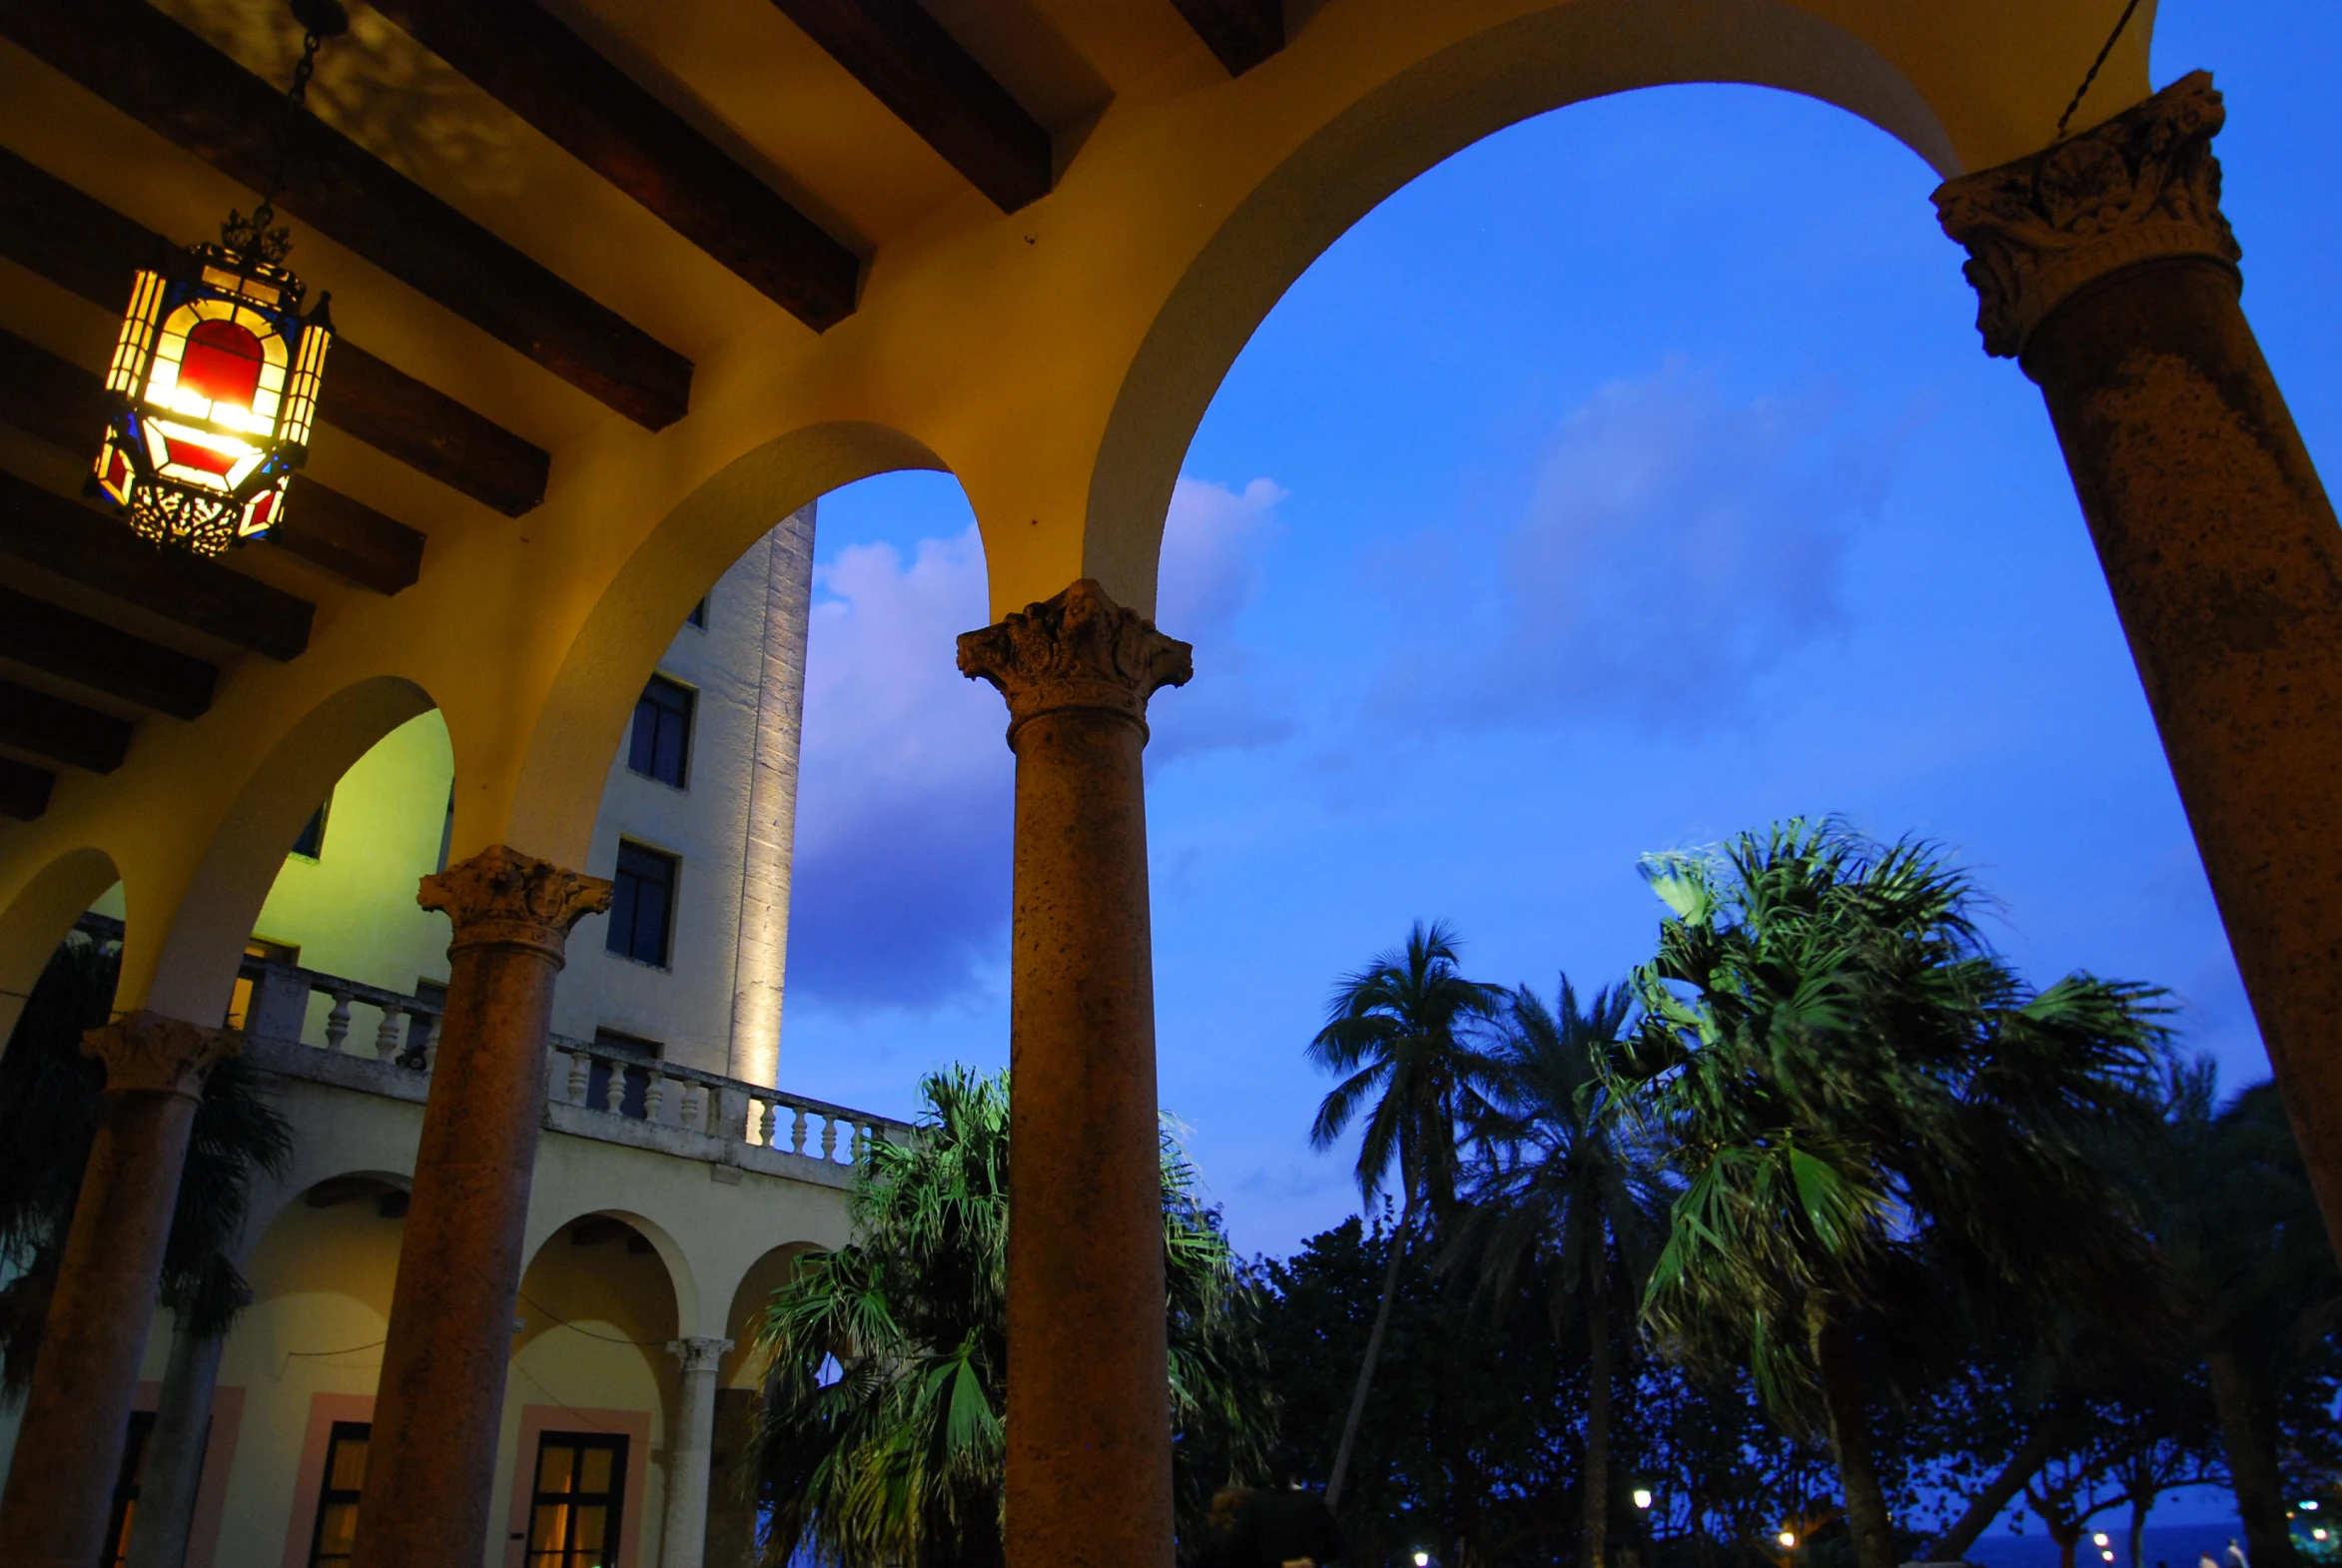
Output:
[{"xmin": 775, "ymin": 0, "xmax": 2342, "ymax": 1262}]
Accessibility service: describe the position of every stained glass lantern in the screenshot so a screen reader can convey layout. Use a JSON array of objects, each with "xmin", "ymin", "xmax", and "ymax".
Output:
[{"xmin": 92, "ymin": 241, "xmax": 333, "ymax": 556}]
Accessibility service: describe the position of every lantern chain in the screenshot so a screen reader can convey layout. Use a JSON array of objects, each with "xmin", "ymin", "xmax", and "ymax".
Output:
[
  {"xmin": 224, "ymin": 0, "xmax": 350, "ymax": 267},
  {"xmin": 2054, "ymin": 0, "xmax": 2145, "ymax": 142}
]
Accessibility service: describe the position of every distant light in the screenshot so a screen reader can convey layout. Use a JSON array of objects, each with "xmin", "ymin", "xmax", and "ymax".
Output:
[
  {"xmin": 2102, "ymin": 1552, "xmax": 2115, "ymax": 1561},
  {"xmin": 1780, "ymin": 1534, "xmax": 1798, "ymax": 1549},
  {"xmin": 2307, "ymin": 1502, "xmax": 2323, "ymax": 1512},
  {"xmin": 2317, "ymin": 1531, "xmax": 2330, "ymax": 1542},
  {"xmin": 1634, "ymin": 1489, "xmax": 1655, "ymax": 1510},
  {"xmin": 1415, "ymin": 1554, "xmax": 1429, "ymax": 1566},
  {"xmin": 2095, "ymin": 1535, "xmax": 2111, "ymax": 1547}
]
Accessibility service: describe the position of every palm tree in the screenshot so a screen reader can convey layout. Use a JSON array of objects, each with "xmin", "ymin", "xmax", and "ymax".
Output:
[
  {"xmin": 751, "ymin": 1067, "xmax": 1271, "ymax": 1567},
  {"xmin": 1444, "ymin": 976, "xmax": 1661, "ymax": 1568},
  {"xmin": 1306, "ymin": 918, "xmax": 1503, "ymax": 1510},
  {"xmin": 0, "ymin": 930, "xmax": 293, "ymax": 1395},
  {"xmin": 2126, "ymin": 1060, "xmax": 2339, "ymax": 1568},
  {"xmin": 1617, "ymin": 821, "xmax": 2165, "ymax": 1568}
]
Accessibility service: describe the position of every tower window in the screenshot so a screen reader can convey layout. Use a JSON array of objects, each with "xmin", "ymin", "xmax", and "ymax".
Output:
[
  {"xmin": 627, "ymin": 677, "xmax": 693, "ymax": 789},
  {"xmin": 606, "ymin": 843, "xmax": 677, "ymax": 968}
]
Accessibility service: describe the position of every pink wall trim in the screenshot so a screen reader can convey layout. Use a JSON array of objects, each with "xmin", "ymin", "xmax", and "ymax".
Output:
[
  {"xmin": 280, "ymin": 1392, "xmax": 376, "ymax": 1568},
  {"xmin": 504, "ymin": 1405, "xmax": 654, "ymax": 1568}
]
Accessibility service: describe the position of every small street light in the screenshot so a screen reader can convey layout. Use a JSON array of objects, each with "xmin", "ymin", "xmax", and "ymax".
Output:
[
  {"xmin": 1414, "ymin": 1554, "xmax": 1430, "ymax": 1566},
  {"xmin": 1780, "ymin": 1533, "xmax": 1798, "ymax": 1548},
  {"xmin": 1634, "ymin": 1489, "xmax": 1655, "ymax": 1510},
  {"xmin": 2095, "ymin": 1534, "xmax": 2112, "ymax": 1547},
  {"xmin": 2305, "ymin": 1502, "xmax": 2323, "ymax": 1512}
]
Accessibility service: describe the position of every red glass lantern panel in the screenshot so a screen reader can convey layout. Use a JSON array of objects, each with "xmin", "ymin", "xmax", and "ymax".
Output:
[{"xmin": 180, "ymin": 318, "xmax": 267, "ymax": 409}]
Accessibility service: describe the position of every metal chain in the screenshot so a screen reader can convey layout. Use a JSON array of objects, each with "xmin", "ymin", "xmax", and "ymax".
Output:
[
  {"xmin": 2055, "ymin": 0, "xmax": 2147, "ymax": 141},
  {"xmin": 247, "ymin": 26, "xmax": 329, "ymax": 237}
]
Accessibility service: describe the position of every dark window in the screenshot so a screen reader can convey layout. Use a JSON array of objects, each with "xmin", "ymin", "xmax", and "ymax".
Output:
[
  {"xmin": 103, "ymin": 1410, "xmax": 156, "ymax": 1567},
  {"xmin": 685, "ymin": 596, "xmax": 707, "ymax": 629},
  {"xmin": 605, "ymin": 844, "xmax": 677, "ymax": 968},
  {"xmin": 525, "ymin": 1432, "xmax": 628, "ymax": 1568},
  {"xmin": 290, "ymin": 799, "xmax": 330, "ymax": 859},
  {"xmin": 627, "ymin": 677, "xmax": 693, "ymax": 788},
  {"xmin": 586, "ymin": 1029, "xmax": 661, "ymax": 1120},
  {"xmin": 307, "ymin": 1421, "xmax": 370, "ymax": 1568}
]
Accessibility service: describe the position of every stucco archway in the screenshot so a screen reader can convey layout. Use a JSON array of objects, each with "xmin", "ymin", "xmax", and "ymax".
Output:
[{"xmin": 0, "ymin": 845, "xmax": 121, "ymax": 1051}]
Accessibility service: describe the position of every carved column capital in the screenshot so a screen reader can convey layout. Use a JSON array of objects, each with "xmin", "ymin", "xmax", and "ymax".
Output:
[
  {"xmin": 417, "ymin": 846, "xmax": 612, "ymax": 965},
  {"xmin": 957, "ymin": 578, "xmax": 1192, "ymax": 741},
  {"xmin": 1935, "ymin": 70, "xmax": 2240, "ymax": 360},
  {"xmin": 81, "ymin": 1011, "xmax": 240, "ymax": 1101},
  {"xmin": 667, "ymin": 1336, "xmax": 733, "ymax": 1374}
]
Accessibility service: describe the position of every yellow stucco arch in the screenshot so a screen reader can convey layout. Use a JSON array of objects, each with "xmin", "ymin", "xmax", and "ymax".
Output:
[
  {"xmin": 503, "ymin": 421, "xmax": 951, "ymax": 869},
  {"xmin": 1084, "ymin": 0, "xmax": 1987, "ymax": 607},
  {"xmin": 137, "ymin": 675, "xmax": 438, "ymax": 1027},
  {"xmin": 0, "ymin": 845, "xmax": 122, "ymax": 1051}
]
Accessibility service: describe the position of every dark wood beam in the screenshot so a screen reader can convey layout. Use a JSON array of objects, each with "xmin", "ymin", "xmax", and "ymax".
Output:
[
  {"xmin": 0, "ymin": 472, "xmax": 314, "ymax": 661},
  {"xmin": 0, "ymin": 756, "xmax": 52, "ymax": 820},
  {"xmin": 0, "ymin": 678, "xmax": 131, "ymax": 773},
  {"xmin": 369, "ymin": 0, "xmax": 860, "ymax": 330},
  {"xmin": 0, "ymin": 328, "xmax": 423, "ymax": 594},
  {"xmin": 0, "ymin": 586, "xmax": 216, "ymax": 719},
  {"xmin": 1168, "ymin": 0, "xmax": 1285, "ymax": 75},
  {"xmin": 0, "ymin": 149, "xmax": 550, "ymax": 515},
  {"xmin": 0, "ymin": 0, "xmax": 695, "ymax": 429},
  {"xmin": 771, "ymin": 0, "xmax": 1052, "ymax": 212}
]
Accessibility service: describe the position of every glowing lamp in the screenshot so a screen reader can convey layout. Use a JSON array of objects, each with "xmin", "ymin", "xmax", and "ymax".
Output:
[
  {"xmin": 1780, "ymin": 1534, "xmax": 1798, "ymax": 1549},
  {"xmin": 1634, "ymin": 1488, "xmax": 1655, "ymax": 1510},
  {"xmin": 2095, "ymin": 1535, "xmax": 2111, "ymax": 1548},
  {"xmin": 1414, "ymin": 1555, "xmax": 1429, "ymax": 1566},
  {"xmin": 94, "ymin": 242, "xmax": 332, "ymax": 555}
]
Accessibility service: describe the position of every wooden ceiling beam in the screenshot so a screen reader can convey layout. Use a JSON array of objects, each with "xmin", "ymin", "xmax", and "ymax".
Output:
[
  {"xmin": 0, "ymin": 585, "xmax": 216, "ymax": 719},
  {"xmin": 0, "ymin": 756, "xmax": 52, "ymax": 821},
  {"xmin": 0, "ymin": 472, "xmax": 314, "ymax": 661},
  {"xmin": 1168, "ymin": 0, "xmax": 1286, "ymax": 75},
  {"xmin": 0, "ymin": 0, "xmax": 694, "ymax": 429},
  {"xmin": 0, "ymin": 149, "xmax": 550, "ymax": 516},
  {"xmin": 0, "ymin": 678, "xmax": 132, "ymax": 773},
  {"xmin": 369, "ymin": 0, "xmax": 860, "ymax": 330},
  {"xmin": 0, "ymin": 328, "xmax": 424, "ymax": 595},
  {"xmin": 771, "ymin": 0, "xmax": 1052, "ymax": 213}
]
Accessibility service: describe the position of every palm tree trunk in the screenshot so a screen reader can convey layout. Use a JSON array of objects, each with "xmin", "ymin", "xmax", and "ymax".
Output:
[
  {"xmin": 1325, "ymin": 1200, "xmax": 1411, "ymax": 1511},
  {"xmin": 2204, "ymin": 1339, "xmax": 2298, "ymax": 1568},
  {"xmin": 1585, "ymin": 1266, "xmax": 1612, "ymax": 1568},
  {"xmin": 1810, "ymin": 1305, "xmax": 1897, "ymax": 1568}
]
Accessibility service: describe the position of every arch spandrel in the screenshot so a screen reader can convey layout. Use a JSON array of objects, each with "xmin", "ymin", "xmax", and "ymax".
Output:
[{"xmin": 0, "ymin": 847, "xmax": 121, "ymax": 1050}]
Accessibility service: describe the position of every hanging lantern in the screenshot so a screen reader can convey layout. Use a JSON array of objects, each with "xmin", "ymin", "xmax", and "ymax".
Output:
[
  {"xmin": 94, "ymin": 241, "xmax": 332, "ymax": 555},
  {"xmin": 89, "ymin": 0, "xmax": 346, "ymax": 557}
]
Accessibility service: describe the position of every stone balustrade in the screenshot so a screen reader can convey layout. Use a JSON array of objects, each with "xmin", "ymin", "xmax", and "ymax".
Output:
[{"xmin": 229, "ymin": 954, "xmax": 907, "ymax": 1185}]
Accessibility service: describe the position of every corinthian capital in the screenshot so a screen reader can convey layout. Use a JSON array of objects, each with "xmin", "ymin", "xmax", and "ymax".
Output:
[
  {"xmin": 668, "ymin": 1335, "xmax": 734, "ymax": 1374},
  {"xmin": 418, "ymin": 846, "xmax": 612, "ymax": 963},
  {"xmin": 83, "ymin": 1011, "xmax": 241, "ymax": 1100},
  {"xmin": 1935, "ymin": 71, "xmax": 2240, "ymax": 359},
  {"xmin": 958, "ymin": 578, "xmax": 1193, "ymax": 739}
]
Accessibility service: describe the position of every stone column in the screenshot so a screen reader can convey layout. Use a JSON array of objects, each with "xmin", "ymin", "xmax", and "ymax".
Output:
[
  {"xmin": 659, "ymin": 1335, "xmax": 734, "ymax": 1568},
  {"xmin": 1939, "ymin": 72, "xmax": 2342, "ymax": 1250},
  {"xmin": 728, "ymin": 501, "xmax": 817, "ymax": 1089},
  {"xmin": 959, "ymin": 578, "xmax": 1191, "ymax": 1568},
  {"xmin": 124, "ymin": 1317, "xmax": 231, "ymax": 1568},
  {"xmin": 0, "ymin": 1013, "xmax": 237, "ymax": 1568},
  {"xmin": 351, "ymin": 848, "xmax": 609, "ymax": 1568}
]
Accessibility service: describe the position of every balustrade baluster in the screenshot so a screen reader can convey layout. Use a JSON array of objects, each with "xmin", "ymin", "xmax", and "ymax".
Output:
[
  {"xmin": 599, "ymin": 1060, "xmax": 625, "ymax": 1116},
  {"xmin": 643, "ymin": 1069, "xmax": 666, "ymax": 1125},
  {"xmin": 791, "ymin": 1104, "xmax": 809, "ymax": 1157},
  {"xmin": 821, "ymin": 1115, "xmax": 838, "ymax": 1163},
  {"xmin": 374, "ymin": 1002, "xmax": 405, "ymax": 1060},
  {"xmin": 564, "ymin": 1047, "xmax": 589, "ymax": 1106},
  {"xmin": 324, "ymin": 990, "xmax": 353, "ymax": 1053},
  {"xmin": 419, "ymin": 1013, "xmax": 442, "ymax": 1074}
]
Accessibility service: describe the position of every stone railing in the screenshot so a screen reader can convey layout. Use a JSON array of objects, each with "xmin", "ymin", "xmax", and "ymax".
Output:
[{"xmin": 232, "ymin": 955, "xmax": 908, "ymax": 1187}]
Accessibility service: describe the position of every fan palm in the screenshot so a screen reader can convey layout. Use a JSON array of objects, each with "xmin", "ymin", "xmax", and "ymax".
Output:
[
  {"xmin": 751, "ymin": 1067, "xmax": 1271, "ymax": 1568},
  {"xmin": 1444, "ymin": 976, "xmax": 1661, "ymax": 1568},
  {"xmin": 1306, "ymin": 918, "xmax": 1503, "ymax": 1508},
  {"xmin": 0, "ymin": 930, "xmax": 293, "ymax": 1396},
  {"xmin": 2125, "ymin": 1060, "xmax": 2339, "ymax": 1568},
  {"xmin": 1616, "ymin": 820, "xmax": 2164, "ymax": 1568}
]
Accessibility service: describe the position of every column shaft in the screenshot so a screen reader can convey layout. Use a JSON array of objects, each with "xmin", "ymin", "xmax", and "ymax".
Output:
[
  {"xmin": 1939, "ymin": 73, "xmax": 2342, "ymax": 1252},
  {"xmin": 352, "ymin": 848, "xmax": 609, "ymax": 1568},
  {"xmin": 0, "ymin": 1013, "xmax": 235, "ymax": 1568},
  {"xmin": 124, "ymin": 1320, "xmax": 229, "ymax": 1568},
  {"xmin": 960, "ymin": 579, "xmax": 1190, "ymax": 1568},
  {"xmin": 659, "ymin": 1337, "xmax": 732, "ymax": 1568}
]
